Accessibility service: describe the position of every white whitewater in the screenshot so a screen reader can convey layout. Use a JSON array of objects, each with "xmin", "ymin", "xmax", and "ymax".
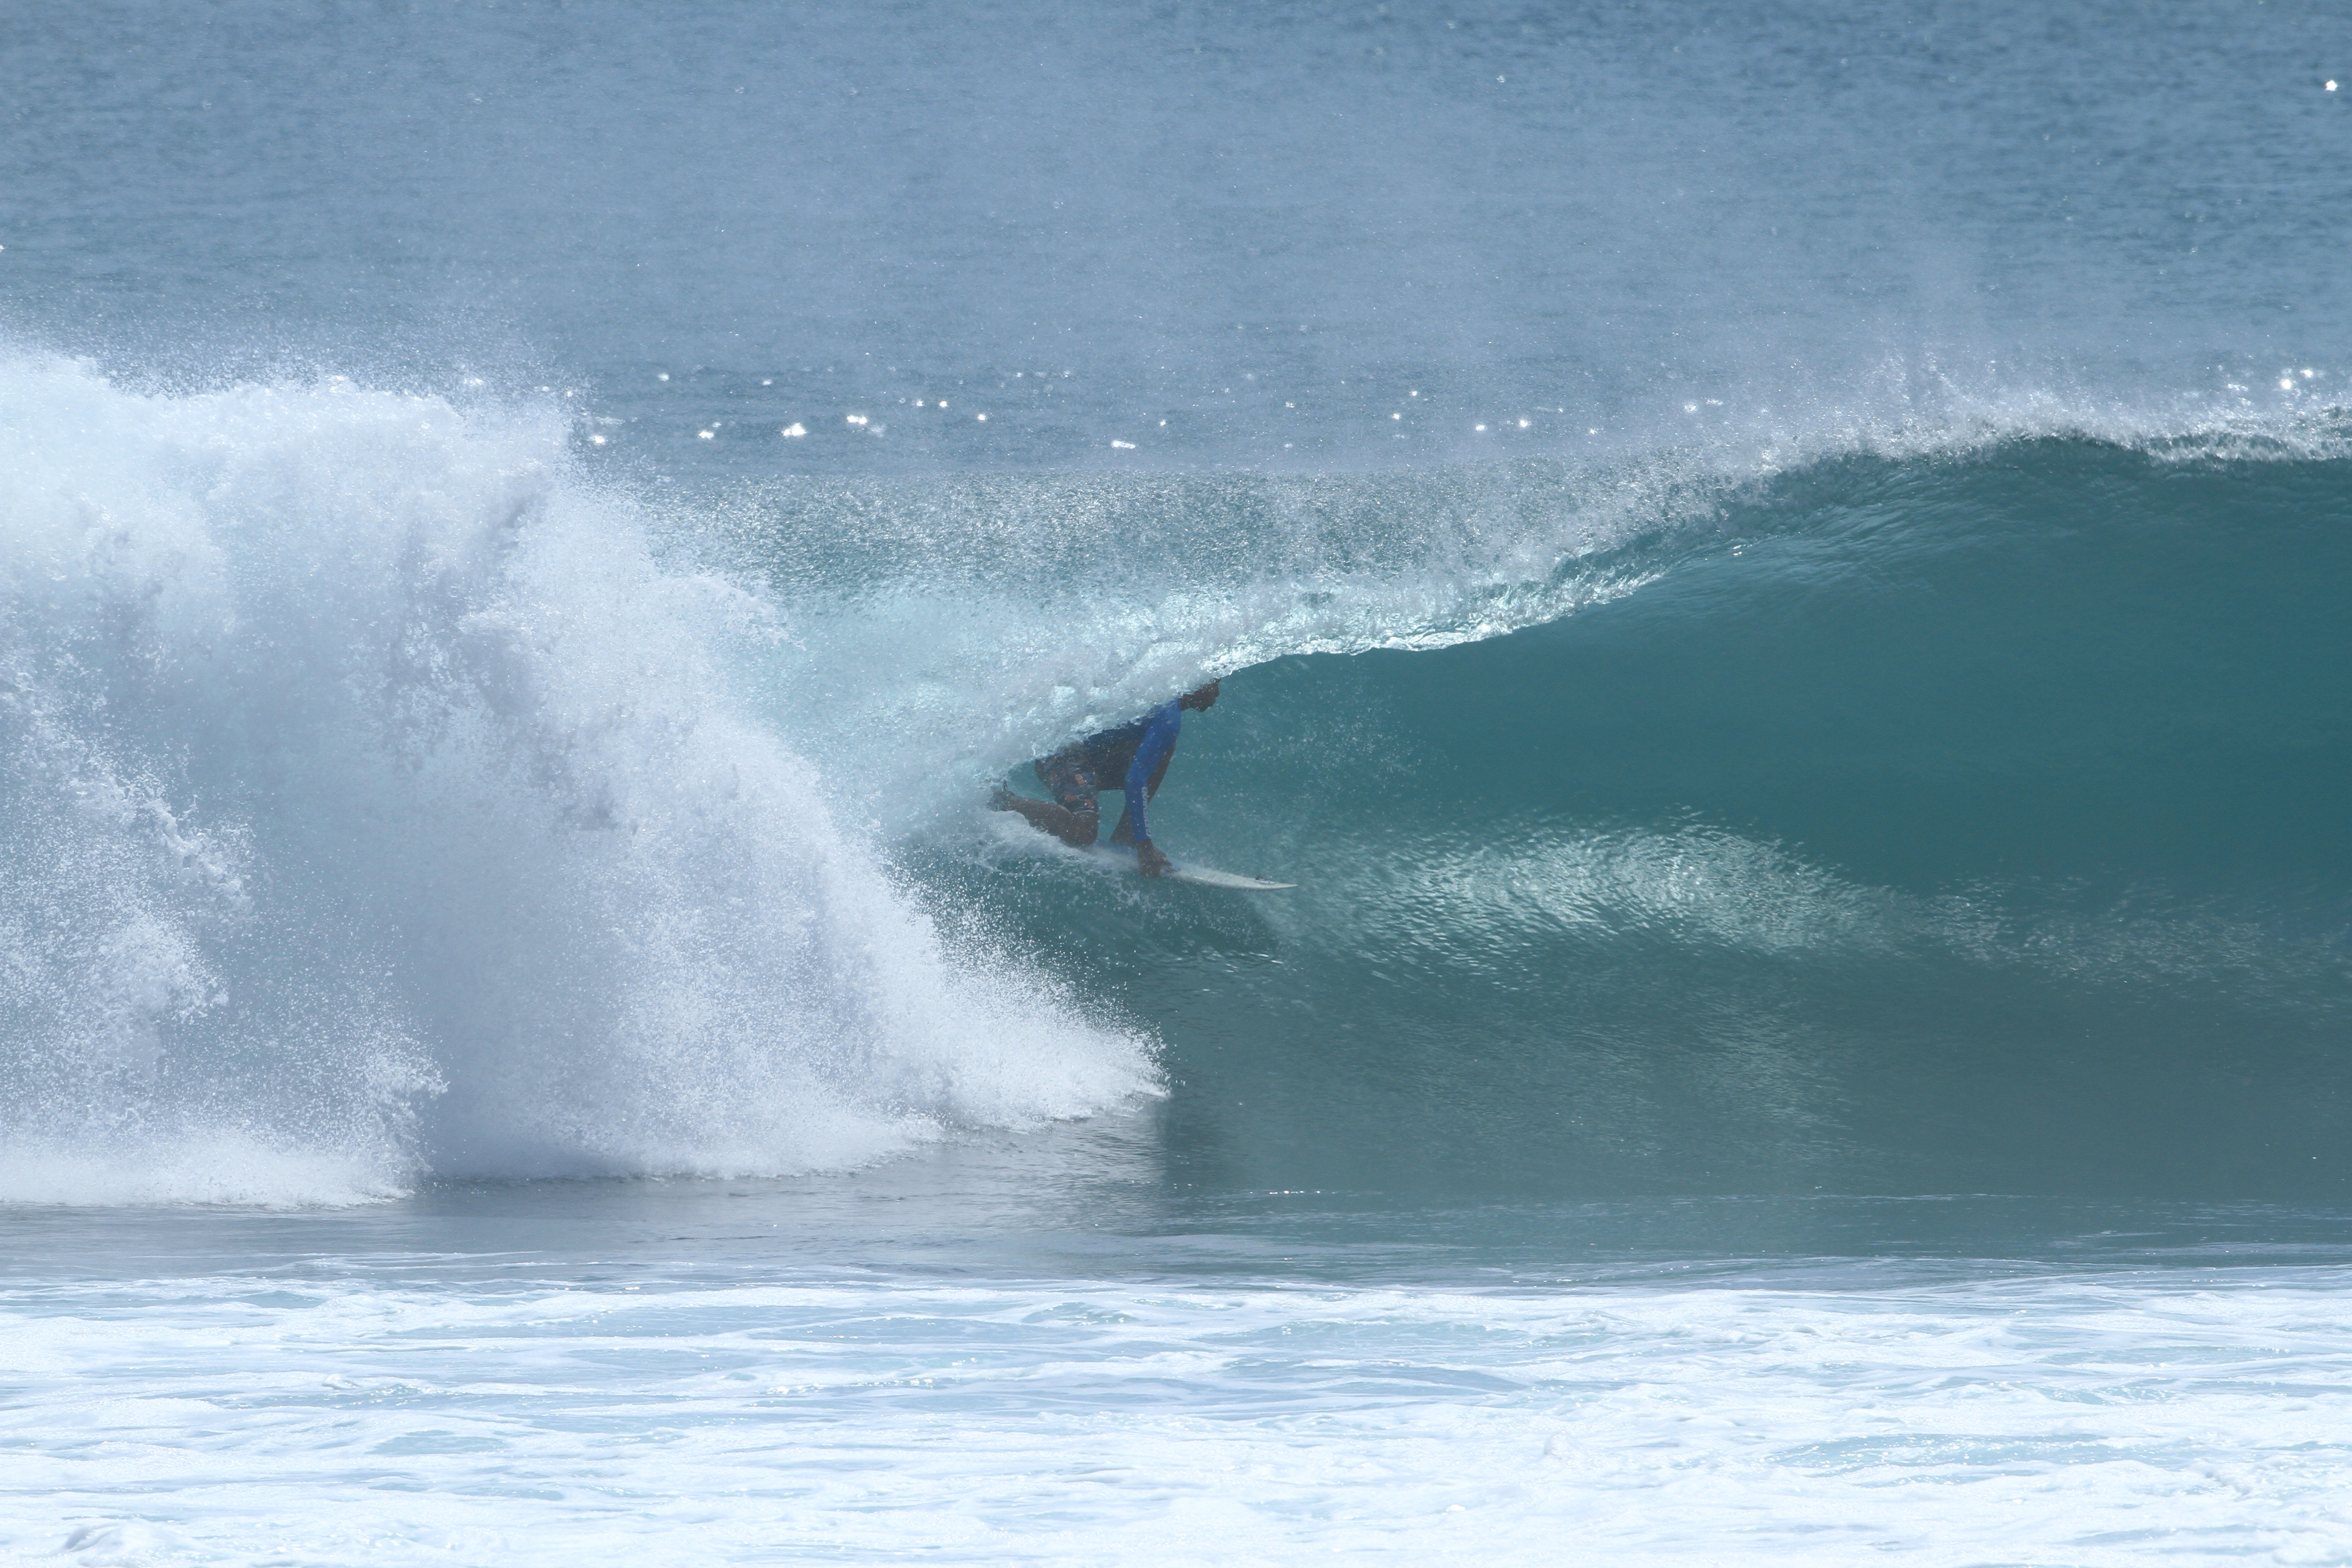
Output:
[{"xmin": 0, "ymin": 357, "xmax": 1157, "ymax": 1205}]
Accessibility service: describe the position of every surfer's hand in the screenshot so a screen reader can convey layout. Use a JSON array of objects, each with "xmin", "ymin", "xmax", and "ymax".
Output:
[{"xmin": 1137, "ymin": 842, "xmax": 1172, "ymax": 878}]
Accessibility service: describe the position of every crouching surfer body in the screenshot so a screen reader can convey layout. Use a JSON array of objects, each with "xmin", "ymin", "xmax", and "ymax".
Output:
[{"xmin": 990, "ymin": 682, "xmax": 1221, "ymax": 877}]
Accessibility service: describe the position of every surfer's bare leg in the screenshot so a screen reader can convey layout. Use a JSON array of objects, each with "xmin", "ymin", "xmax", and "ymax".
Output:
[
  {"xmin": 993, "ymin": 754, "xmax": 1102, "ymax": 847},
  {"xmin": 990, "ymin": 789, "xmax": 1099, "ymax": 847}
]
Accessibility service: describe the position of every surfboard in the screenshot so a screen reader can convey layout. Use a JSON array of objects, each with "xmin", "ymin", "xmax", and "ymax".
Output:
[{"xmin": 1085, "ymin": 843, "xmax": 1295, "ymax": 890}]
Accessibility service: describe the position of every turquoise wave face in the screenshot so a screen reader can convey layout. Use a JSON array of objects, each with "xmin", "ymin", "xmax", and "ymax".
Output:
[{"xmin": 920, "ymin": 438, "xmax": 2352, "ymax": 1201}]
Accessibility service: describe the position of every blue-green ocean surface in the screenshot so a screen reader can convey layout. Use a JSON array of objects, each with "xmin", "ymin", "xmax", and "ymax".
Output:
[{"xmin": 4, "ymin": 1, "xmax": 2352, "ymax": 1562}]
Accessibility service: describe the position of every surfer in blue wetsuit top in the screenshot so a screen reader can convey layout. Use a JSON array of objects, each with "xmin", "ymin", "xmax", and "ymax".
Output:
[{"xmin": 990, "ymin": 682, "xmax": 1221, "ymax": 877}]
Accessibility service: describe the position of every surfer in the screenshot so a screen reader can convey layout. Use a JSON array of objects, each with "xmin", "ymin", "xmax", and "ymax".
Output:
[{"xmin": 990, "ymin": 682, "xmax": 1221, "ymax": 877}]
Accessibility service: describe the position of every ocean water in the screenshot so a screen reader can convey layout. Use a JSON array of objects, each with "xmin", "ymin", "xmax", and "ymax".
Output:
[{"xmin": 5, "ymin": 1, "xmax": 2352, "ymax": 1561}]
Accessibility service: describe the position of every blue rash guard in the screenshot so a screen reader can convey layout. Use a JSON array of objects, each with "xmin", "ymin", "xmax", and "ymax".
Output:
[{"xmin": 1038, "ymin": 699, "xmax": 1183, "ymax": 845}]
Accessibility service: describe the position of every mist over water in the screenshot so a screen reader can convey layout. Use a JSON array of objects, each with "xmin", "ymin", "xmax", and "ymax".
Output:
[
  {"xmin": 7, "ymin": 1, "xmax": 2352, "ymax": 1562},
  {"xmin": 12, "ymin": 0, "xmax": 2350, "ymax": 468}
]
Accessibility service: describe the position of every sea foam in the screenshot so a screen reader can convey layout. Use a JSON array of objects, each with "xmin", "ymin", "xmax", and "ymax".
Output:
[{"xmin": 0, "ymin": 357, "xmax": 1156, "ymax": 1205}]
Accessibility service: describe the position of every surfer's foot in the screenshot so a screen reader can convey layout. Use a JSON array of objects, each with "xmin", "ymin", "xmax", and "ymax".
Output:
[
  {"xmin": 986, "ymin": 787, "xmax": 1015, "ymax": 811},
  {"xmin": 1137, "ymin": 842, "xmax": 1172, "ymax": 878}
]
